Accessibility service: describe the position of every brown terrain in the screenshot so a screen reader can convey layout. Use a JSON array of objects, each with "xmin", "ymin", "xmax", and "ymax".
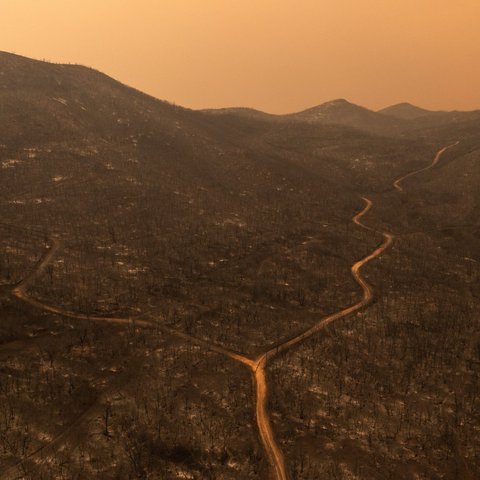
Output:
[{"xmin": 0, "ymin": 51, "xmax": 479, "ymax": 479}]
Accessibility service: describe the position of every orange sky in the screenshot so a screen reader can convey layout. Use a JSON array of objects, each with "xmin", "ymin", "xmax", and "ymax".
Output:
[{"xmin": 2, "ymin": 0, "xmax": 480, "ymax": 113}]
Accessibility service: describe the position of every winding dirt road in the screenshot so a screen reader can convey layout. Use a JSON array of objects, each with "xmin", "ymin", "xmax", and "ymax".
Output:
[
  {"xmin": 12, "ymin": 242, "xmax": 253, "ymax": 364},
  {"xmin": 247, "ymin": 142, "xmax": 458, "ymax": 479},
  {"xmin": 249, "ymin": 197, "xmax": 393, "ymax": 480},
  {"xmin": 393, "ymin": 141, "xmax": 459, "ymax": 192},
  {"xmin": 7, "ymin": 143, "xmax": 458, "ymax": 480}
]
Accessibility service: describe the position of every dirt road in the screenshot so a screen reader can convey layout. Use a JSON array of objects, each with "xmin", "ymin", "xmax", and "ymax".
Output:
[
  {"xmin": 248, "ymin": 143, "xmax": 457, "ymax": 479},
  {"xmin": 393, "ymin": 141, "xmax": 459, "ymax": 192},
  {"xmin": 250, "ymin": 196, "xmax": 393, "ymax": 480}
]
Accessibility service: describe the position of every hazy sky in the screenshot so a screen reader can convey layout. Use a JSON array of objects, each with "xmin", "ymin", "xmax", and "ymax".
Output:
[{"xmin": 2, "ymin": 0, "xmax": 480, "ymax": 113}]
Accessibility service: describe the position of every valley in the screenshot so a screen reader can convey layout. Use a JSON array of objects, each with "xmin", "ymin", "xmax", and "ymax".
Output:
[{"xmin": 0, "ymin": 52, "xmax": 479, "ymax": 479}]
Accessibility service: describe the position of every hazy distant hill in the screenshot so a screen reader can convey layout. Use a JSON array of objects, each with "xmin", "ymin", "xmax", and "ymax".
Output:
[
  {"xmin": 286, "ymin": 98, "xmax": 407, "ymax": 136},
  {"xmin": 204, "ymin": 99, "xmax": 408, "ymax": 136},
  {"xmin": 2, "ymin": 50, "xmax": 477, "ymax": 222},
  {"xmin": 205, "ymin": 98, "xmax": 480, "ymax": 142},
  {"xmin": 379, "ymin": 102, "xmax": 434, "ymax": 120},
  {"xmin": 0, "ymin": 52, "xmax": 430, "ymax": 201},
  {"xmin": 379, "ymin": 101, "xmax": 480, "ymax": 139}
]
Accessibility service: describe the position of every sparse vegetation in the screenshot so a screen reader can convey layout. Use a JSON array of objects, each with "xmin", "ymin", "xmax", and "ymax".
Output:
[{"xmin": 0, "ymin": 51, "xmax": 479, "ymax": 479}]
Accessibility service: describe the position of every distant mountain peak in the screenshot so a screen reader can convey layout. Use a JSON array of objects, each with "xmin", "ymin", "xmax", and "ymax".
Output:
[
  {"xmin": 298, "ymin": 99, "xmax": 368, "ymax": 116},
  {"xmin": 286, "ymin": 98, "xmax": 407, "ymax": 135},
  {"xmin": 317, "ymin": 98, "xmax": 357, "ymax": 108},
  {"xmin": 379, "ymin": 102, "xmax": 433, "ymax": 119},
  {"xmin": 325, "ymin": 98, "xmax": 351, "ymax": 105}
]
